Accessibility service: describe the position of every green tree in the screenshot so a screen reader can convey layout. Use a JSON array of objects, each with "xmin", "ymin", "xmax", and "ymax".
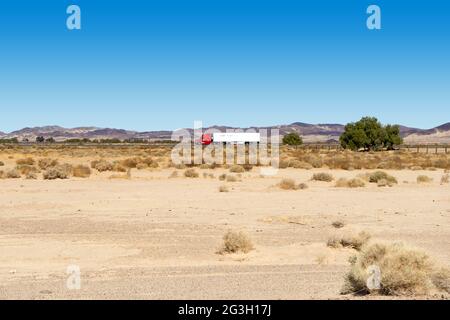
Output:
[
  {"xmin": 340, "ymin": 117, "xmax": 402, "ymax": 151},
  {"xmin": 282, "ymin": 132, "xmax": 303, "ymax": 146}
]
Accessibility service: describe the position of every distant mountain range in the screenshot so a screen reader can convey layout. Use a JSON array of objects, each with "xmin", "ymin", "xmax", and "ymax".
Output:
[{"xmin": 1, "ymin": 122, "xmax": 449, "ymax": 144}]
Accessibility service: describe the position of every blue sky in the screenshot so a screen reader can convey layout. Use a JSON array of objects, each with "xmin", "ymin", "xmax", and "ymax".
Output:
[{"xmin": 0, "ymin": 0, "xmax": 449, "ymax": 132}]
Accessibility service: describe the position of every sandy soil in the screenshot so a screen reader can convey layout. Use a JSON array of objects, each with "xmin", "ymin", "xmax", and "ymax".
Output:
[{"xmin": 0, "ymin": 167, "xmax": 449, "ymax": 299}]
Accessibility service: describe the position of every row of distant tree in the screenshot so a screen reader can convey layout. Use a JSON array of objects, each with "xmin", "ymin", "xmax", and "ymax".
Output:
[{"xmin": 283, "ymin": 116, "xmax": 403, "ymax": 151}]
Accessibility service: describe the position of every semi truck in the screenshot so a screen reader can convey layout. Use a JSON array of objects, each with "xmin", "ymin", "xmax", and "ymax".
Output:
[{"xmin": 201, "ymin": 132, "xmax": 260, "ymax": 145}]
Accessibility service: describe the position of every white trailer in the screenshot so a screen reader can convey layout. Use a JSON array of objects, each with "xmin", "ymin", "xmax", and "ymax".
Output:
[{"xmin": 211, "ymin": 132, "xmax": 260, "ymax": 144}]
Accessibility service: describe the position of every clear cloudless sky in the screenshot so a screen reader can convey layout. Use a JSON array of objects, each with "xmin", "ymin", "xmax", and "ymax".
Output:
[{"xmin": 0, "ymin": 0, "xmax": 449, "ymax": 132}]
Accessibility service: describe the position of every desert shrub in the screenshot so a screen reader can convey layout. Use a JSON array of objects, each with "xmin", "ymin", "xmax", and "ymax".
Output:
[
  {"xmin": 218, "ymin": 230, "xmax": 254, "ymax": 254},
  {"xmin": 0, "ymin": 161, "xmax": 4, "ymax": 166},
  {"xmin": 91, "ymin": 160, "xmax": 113, "ymax": 172},
  {"xmin": 0, "ymin": 170, "xmax": 4, "ymax": 179},
  {"xmin": 279, "ymin": 160, "xmax": 289, "ymax": 169},
  {"xmin": 226, "ymin": 174, "xmax": 239, "ymax": 182},
  {"xmin": 38, "ymin": 158, "xmax": 58, "ymax": 170},
  {"xmin": 16, "ymin": 157, "xmax": 35, "ymax": 165},
  {"xmin": 332, "ymin": 220, "xmax": 345, "ymax": 228},
  {"xmin": 242, "ymin": 164, "xmax": 253, "ymax": 171},
  {"xmin": 298, "ymin": 183, "xmax": 308, "ymax": 190},
  {"xmin": 342, "ymin": 243, "xmax": 434, "ymax": 296},
  {"xmin": 289, "ymin": 159, "xmax": 313, "ymax": 169},
  {"xmin": 278, "ymin": 178, "xmax": 298, "ymax": 190},
  {"xmin": 121, "ymin": 157, "xmax": 140, "ymax": 168},
  {"xmin": 305, "ymin": 155, "xmax": 323, "ymax": 168},
  {"xmin": 417, "ymin": 175, "xmax": 433, "ymax": 184},
  {"xmin": 377, "ymin": 179, "xmax": 394, "ymax": 187},
  {"xmin": 6, "ymin": 169, "xmax": 21, "ymax": 179},
  {"xmin": 312, "ymin": 172, "xmax": 334, "ymax": 182},
  {"xmin": 229, "ymin": 165, "xmax": 245, "ymax": 173},
  {"xmin": 136, "ymin": 163, "xmax": 148, "ymax": 170},
  {"xmin": 184, "ymin": 168, "xmax": 199, "ymax": 178},
  {"xmin": 441, "ymin": 174, "xmax": 450, "ymax": 184},
  {"xmin": 219, "ymin": 185, "xmax": 229, "ymax": 192},
  {"xmin": 327, "ymin": 231, "xmax": 371, "ymax": 251},
  {"xmin": 16, "ymin": 164, "xmax": 39, "ymax": 176},
  {"xmin": 73, "ymin": 165, "xmax": 91, "ymax": 178},
  {"xmin": 218, "ymin": 173, "xmax": 227, "ymax": 181},
  {"xmin": 25, "ymin": 172, "xmax": 37, "ymax": 180},
  {"xmin": 109, "ymin": 169, "xmax": 132, "ymax": 179},
  {"xmin": 174, "ymin": 163, "xmax": 187, "ymax": 169},
  {"xmin": 410, "ymin": 166, "xmax": 423, "ymax": 171},
  {"xmin": 43, "ymin": 164, "xmax": 72, "ymax": 180},
  {"xmin": 199, "ymin": 164, "xmax": 210, "ymax": 169},
  {"xmin": 112, "ymin": 162, "xmax": 127, "ymax": 172},
  {"xmin": 335, "ymin": 178, "xmax": 365, "ymax": 188},
  {"xmin": 431, "ymin": 268, "xmax": 450, "ymax": 293},
  {"xmin": 368, "ymin": 171, "xmax": 397, "ymax": 184}
]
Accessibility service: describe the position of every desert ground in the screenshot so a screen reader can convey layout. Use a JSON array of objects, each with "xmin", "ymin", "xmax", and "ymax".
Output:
[{"xmin": 0, "ymin": 145, "xmax": 449, "ymax": 299}]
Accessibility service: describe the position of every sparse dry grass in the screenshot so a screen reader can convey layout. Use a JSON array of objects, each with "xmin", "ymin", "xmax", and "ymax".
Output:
[
  {"xmin": 38, "ymin": 158, "xmax": 58, "ymax": 170},
  {"xmin": 217, "ymin": 230, "xmax": 254, "ymax": 254},
  {"xmin": 43, "ymin": 164, "xmax": 72, "ymax": 180},
  {"xmin": 229, "ymin": 165, "xmax": 245, "ymax": 173},
  {"xmin": 431, "ymin": 268, "xmax": 450, "ymax": 293},
  {"xmin": 441, "ymin": 174, "xmax": 450, "ymax": 184},
  {"xmin": 6, "ymin": 169, "xmax": 21, "ymax": 179},
  {"xmin": 278, "ymin": 178, "xmax": 298, "ymax": 190},
  {"xmin": 91, "ymin": 160, "xmax": 113, "ymax": 172},
  {"xmin": 16, "ymin": 157, "xmax": 35, "ymax": 166}
]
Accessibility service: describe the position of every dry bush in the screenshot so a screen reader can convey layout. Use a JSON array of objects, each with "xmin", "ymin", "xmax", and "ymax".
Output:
[
  {"xmin": 199, "ymin": 164, "xmax": 210, "ymax": 169},
  {"xmin": 184, "ymin": 168, "xmax": 199, "ymax": 178},
  {"xmin": 441, "ymin": 174, "xmax": 450, "ymax": 184},
  {"xmin": 417, "ymin": 175, "xmax": 433, "ymax": 184},
  {"xmin": 6, "ymin": 169, "xmax": 21, "ymax": 179},
  {"xmin": 16, "ymin": 164, "xmax": 39, "ymax": 176},
  {"xmin": 410, "ymin": 166, "xmax": 423, "ymax": 171},
  {"xmin": 298, "ymin": 182, "xmax": 308, "ymax": 190},
  {"xmin": 0, "ymin": 161, "xmax": 4, "ymax": 166},
  {"xmin": 91, "ymin": 160, "xmax": 113, "ymax": 172},
  {"xmin": 279, "ymin": 159, "xmax": 289, "ymax": 169},
  {"xmin": 229, "ymin": 165, "xmax": 244, "ymax": 173},
  {"xmin": 121, "ymin": 157, "xmax": 140, "ymax": 168},
  {"xmin": 112, "ymin": 162, "xmax": 127, "ymax": 172},
  {"xmin": 226, "ymin": 174, "xmax": 240, "ymax": 182},
  {"xmin": 332, "ymin": 220, "xmax": 345, "ymax": 228},
  {"xmin": 327, "ymin": 231, "xmax": 371, "ymax": 251},
  {"xmin": 16, "ymin": 157, "xmax": 35, "ymax": 165},
  {"xmin": 377, "ymin": 179, "xmax": 394, "ymax": 187},
  {"xmin": 73, "ymin": 165, "xmax": 91, "ymax": 178},
  {"xmin": 242, "ymin": 164, "xmax": 253, "ymax": 171},
  {"xmin": 38, "ymin": 158, "xmax": 58, "ymax": 170},
  {"xmin": 289, "ymin": 159, "xmax": 313, "ymax": 169},
  {"xmin": 368, "ymin": 171, "xmax": 397, "ymax": 185},
  {"xmin": 304, "ymin": 155, "xmax": 323, "ymax": 168},
  {"xmin": 218, "ymin": 230, "xmax": 254, "ymax": 254},
  {"xmin": 335, "ymin": 178, "xmax": 365, "ymax": 188},
  {"xmin": 342, "ymin": 243, "xmax": 434, "ymax": 296},
  {"xmin": 278, "ymin": 178, "xmax": 298, "ymax": 190},
  {"xmin": 25, "ymin": 172, "xmax": 37, "ymax": 180},
  {"xmin": 218, "ymin": 173, "xmax": 227, "ymax": 181},
  {"xmin": 219, "ymin": 185, "xmax": 229, "ymax": 192},
  {"xmin": 43, "ymin": 164, "xmax": 72, "ymax": 180},
  {"xmin": 312, "ymin": 172, "xmax": 334, "ymax": 182},
  {"xmin": 431, "ymin": 268, "xmax": 450, "ymax": 293},
  {"xmin": 136, "ymin": 163, "xmax": 148, "ymax": 170}
]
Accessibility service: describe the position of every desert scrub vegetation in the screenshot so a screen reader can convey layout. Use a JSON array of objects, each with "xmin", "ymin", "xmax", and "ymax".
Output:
[
  {"xmin": 5, "ymin": 169, "xmax": 21, "ymax": 179},
  {"xmin": 219, "ymin": 185, "xmax": 229, "ymax": 192},
  {"xmin": 431, "ymin": 268, "xmax": 450, "ymax": 294},
  {"xmin": 38, "ymin": 158, "xmax": 58, "ymax": 170},
  {"xmin": 417, "ymin": 175, "xmax": 433, "ymax": 184},
  {"xmin": 311, "ymin": 172, "xmax": 334, "ymax": 182},
  {"xmin": 327, "ymin": 231, "xmax": 371, "ymax": 251},
  {"xmin": 364, "ymin": 171, "xmax": 398, "ymax": 187},
  {"xmin": 43, "ymin": 164, "xmax": 72, "ymax": 180},
  {"xmin": 331, "ymin": 220, "xmax": 345, "ymax": 229},
  {"xmin": 16, "ymin": 164, "xmax": 39, "ymax": 176},
  {"xmin": 184, "ymin": 168, "xmax": 199, "ymax": 178},
  {"xmin": 342, "ymin": 242, "xmax": 443, "ymax": 296},
  {"xmin": 277, "ymin": 178, "xmax": 307, "ymax": 190},
  {"xmin": 229, "ymin": 164, "xmax": 245, "ymax": 173},
  {"xmin": 73, "ymin": 165, "xmax": 91, "ymax": 178},
  {"xmin": 16, "ymin": 157, "xmax": 35, "ymax": 166},
  {"xmin": 217, "ymin": 230, "xmax": 254, "ymax": 254},
  {"xmin": 91, "ymin": 159, "xmax": 113, "ymax": 172},
  {"xmin": 335, "ymin": 178, "xmax": 365, "ymax": 188},
  {"xmin": 0, "ymin": 161, "xmax": 4, "ymax": 166}
]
